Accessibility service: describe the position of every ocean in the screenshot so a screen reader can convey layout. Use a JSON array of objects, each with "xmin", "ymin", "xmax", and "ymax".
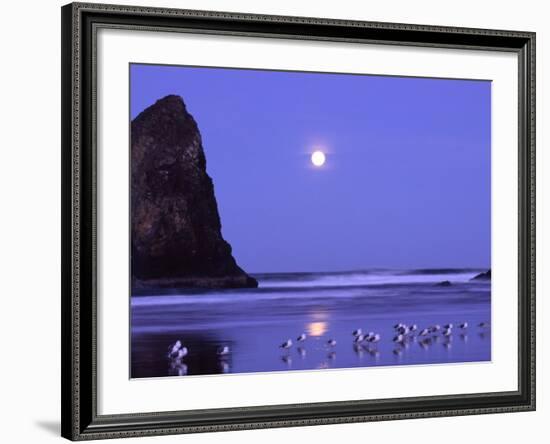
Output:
[{"xmin": 131, "ymin": 269, "xmax": 491, "ymax": 378}]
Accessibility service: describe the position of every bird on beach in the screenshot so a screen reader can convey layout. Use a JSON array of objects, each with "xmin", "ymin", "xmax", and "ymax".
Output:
[
  {"xmin": 280, "ymin": 339, "xmax": 293, "ymax": 349},
  {"xmin": 174, "ymin": 346, "xmax": 188, "ymax": 360},
  {"xmin": 458, "ymin": 322, "xmax": 468, "ymax": 330},
  {"xmin": 354, "ymin": 334, "xmax": 365, "ymax": 343},
  {"xmin": 443, "ymin": 323, "xmax": 453, "ymax": 329},
  {"xmin": 409, "ymin": 324, "xmax": 418, "ymax": 333},
  {"xmin": 167, "ymin": 340, "xmax": 183, "ymax": 359},
  {"xmin": 327, "ymin": 339, "xmax": 337, "ymax": 347},
  {"xmin": 393, "ymin": 323, "xmax": 405, "ymax": 329},
  {"xmin": 367, "ymin": 333, "xmax": 380, "ymax": 344},
  {"xmin": 429, "ymin": 325, "xmax": 441, "ymax": 334},
  {"xmin": 478, "ymin": 322, "xmax": 490, "ymax": 328},
  {"xmin": 217, "ymin": 346, "xmax": 230, "ymax": 356},
  {"xmin": 393, "ymin": 334, "xmax": 405, "ymax": 343},
  {"xmin": 442, "ymin": 328, "xmax": 452, "ymax": 337},
  {"xmin": 396, "ymin": 325, "xmax": 409, "ymax": 335},
  {"xmin": 352, "ymin": 329, "xmax": 363, "ymax": 337},
  {"xmin": 419, "ymin": 328, "xmax": 430, "ymax": 337},
  {"xmin": 296, "ymin": 333, "xmax": 307, "ymax": 342}
]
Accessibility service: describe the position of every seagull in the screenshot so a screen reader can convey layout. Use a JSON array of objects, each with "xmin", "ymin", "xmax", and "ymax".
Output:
[
  {"xmin": 367, "ymin": 333, "xmax": 381, "ymax": 344},
  {"xmin": 174, "ymin": 346, "xmax": 188, "ymax": 360},
  {"xmin": 419, "ymin": 328, "xmax": 430, "ymax": 336},
  {"xmin": 352, "ymin": 329, "xmax": 363, "ymax": 337},
  {"xmin": 327, "ymin": 339, "xmax": 337, "ymax": 347},
  {"xmin": 442, "ymin": 328, "xmax": 452, "ymax": 337},
  {"xmin": 396, "ymin": 325, "xmax": 409, "ymax": 335},
  {"xmin": 429, "ymin": 325, "xmax": 441, "ymax": 334},
  {"xmin": 167, "ymin": 340, "xmax": 182, "ymax": 359},
  {"xmin": 478, "ymin": 322, "xmax": 490, "ymax": 328},
  {"xmin": 354, "ymin": 334, "xmax": 365, "ymax": 343},
  {"xmin": 296, "ymin": 333, "xmax": 307, "ymax": 342},
  {"xmin": 280, "ymin": 339, "xmax": 293, "ymax": 349},
  {"xmin": 443, "ymin": 323, "xmax": 453, "ymax": 329},
  {"xmin": 393, "ymin": 334, "xmax": 405, "ymax": 343},
  {"xmin": 458, "ymin": 322, "xmax": 469, "ymax": 329},
  {"xmin": 217, "ymin": 346, "xmax": 230, "ymax": 356},
  {"xmin": 409, "ymin": 324, "xmax": 418, "ymax": 333},
  {"xmin": 393, "ymin": 323, "xmax": 405, "ymax": 330}
]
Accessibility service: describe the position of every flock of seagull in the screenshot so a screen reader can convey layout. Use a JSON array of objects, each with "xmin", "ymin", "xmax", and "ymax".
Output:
[
  {"xmin": 278, "ymin": 321, "xmax": 491, "ymax": 356},
  {"xmin": 167, "ymin": 340, "xmax": 231, "ymax": 376},
  {"xmin": 165, "ymin": 320, "xmax": 491, "ymax": 374},
  {"xmin": 278, "ymin": 328, "xmax": 381, "ymax": 351},
  {"xmin": 167, "ymin": 340, "xmax": 230, "ymax": 361}
]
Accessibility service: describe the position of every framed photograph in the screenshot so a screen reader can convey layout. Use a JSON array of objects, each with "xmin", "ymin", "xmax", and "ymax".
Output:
[{"xmin": 61, "ymin": 2, "xmax": 536, "ymax": 440}]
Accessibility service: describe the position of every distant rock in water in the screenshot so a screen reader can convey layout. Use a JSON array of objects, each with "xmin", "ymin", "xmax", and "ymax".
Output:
[
  {"xmin": 471, "ymin": 269, "xmax": 491, "ymax": 281},
  {"xmin": 435, "ymin": 280, "xmax": 452, "ymax": 287},
  {"xmin": 131, "ymin": 95, "xmax": 258, "ymax": 291}
]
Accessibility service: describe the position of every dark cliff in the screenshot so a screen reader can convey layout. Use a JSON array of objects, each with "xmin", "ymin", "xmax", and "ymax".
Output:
[{"xmin": 131, "ymin": 95, "xmax": 258, "ymax": 291}]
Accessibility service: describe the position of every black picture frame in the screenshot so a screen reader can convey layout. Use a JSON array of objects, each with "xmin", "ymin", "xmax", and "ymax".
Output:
[{"xmin": 61, "ymin": 2, "xmax": 536, "ymax": 440}]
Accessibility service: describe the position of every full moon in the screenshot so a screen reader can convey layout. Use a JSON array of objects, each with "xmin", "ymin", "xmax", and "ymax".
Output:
[{"xmin": 311, "ymin": 150, "xmax": 326, "ymax": 167}]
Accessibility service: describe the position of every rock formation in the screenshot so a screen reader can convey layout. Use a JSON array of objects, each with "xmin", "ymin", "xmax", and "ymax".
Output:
[
  {"xmin": 471, "ymin": 269, "xmax": 491, "ymax": 281},
  {"xmin": 435, "ymin": 280, "xmax": 452, "ymax": 287},
  {"xmin": 131, "ymin": 95, "xmax": 258, "ymax": 291}
]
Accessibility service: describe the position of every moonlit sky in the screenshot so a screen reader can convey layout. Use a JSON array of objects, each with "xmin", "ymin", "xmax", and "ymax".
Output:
[{"xmin": 130, "ymin": 64, "xmax": 491, "ymax": 273}]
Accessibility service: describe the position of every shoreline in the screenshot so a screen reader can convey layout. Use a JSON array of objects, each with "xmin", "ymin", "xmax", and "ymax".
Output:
[{"xmin": 132, "ymin": 268, "xmax": 491, "ymax": 296}]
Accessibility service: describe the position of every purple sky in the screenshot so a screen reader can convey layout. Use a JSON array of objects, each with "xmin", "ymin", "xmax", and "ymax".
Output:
[{"xmin": 130, "ymin": 64, "xmax": 491, "ymax": 273}]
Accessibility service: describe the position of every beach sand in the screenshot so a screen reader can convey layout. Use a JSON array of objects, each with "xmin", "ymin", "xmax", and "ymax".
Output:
[{"xmin": 131, "ymin": 269, "xmax": 491, "ymax": 378}]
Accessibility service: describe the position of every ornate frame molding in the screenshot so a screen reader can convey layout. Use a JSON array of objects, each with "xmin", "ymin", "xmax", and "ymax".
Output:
[{"xmin": 61, "ymin": 2, "xmax": 535, "ymax": 440}]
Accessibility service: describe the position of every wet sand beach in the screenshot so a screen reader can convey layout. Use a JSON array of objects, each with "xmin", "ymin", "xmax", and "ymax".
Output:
[{"xmin": 131, "ymin": 269, "xmax": 491, "ymax": 378}]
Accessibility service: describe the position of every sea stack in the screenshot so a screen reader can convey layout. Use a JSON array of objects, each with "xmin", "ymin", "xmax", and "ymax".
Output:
[
  {"xmin": 471, "ymin": 269, "xmax": 491, "ymax": 281},
  {"xmin": 435, "ymin": 280, "xmax": 452, "ymax": 287},
  {"xmin": 131, "ymin": 95, "xmax": 258, "ymax": 291}
]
